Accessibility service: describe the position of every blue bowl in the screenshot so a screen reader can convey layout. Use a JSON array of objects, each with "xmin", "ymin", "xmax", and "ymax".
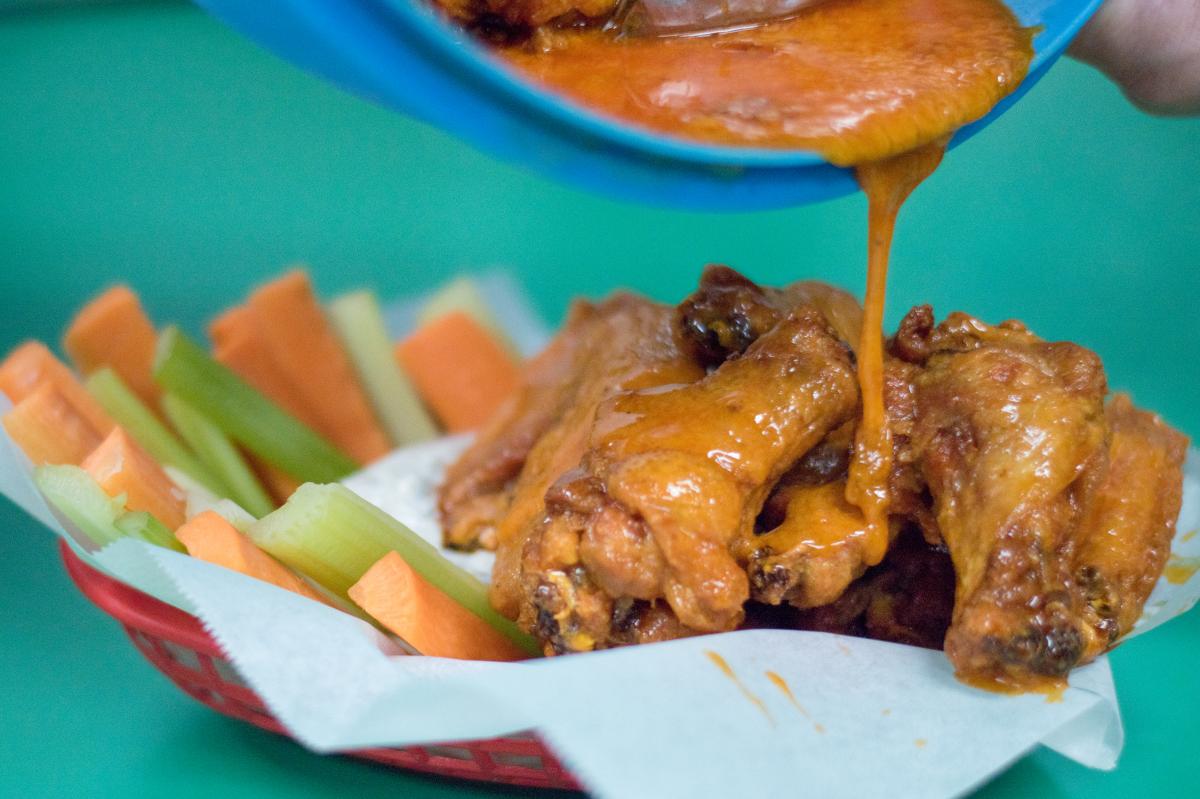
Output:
[{"xmin": 192, "ymin": 0, "xmax": 1103, "ymax": 210}]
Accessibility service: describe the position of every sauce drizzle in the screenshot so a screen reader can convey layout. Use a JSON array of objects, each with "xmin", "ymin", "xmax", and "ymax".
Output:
[{"xmin": 847, "ymin": 142, "xmax": 946, "ymax": 564}]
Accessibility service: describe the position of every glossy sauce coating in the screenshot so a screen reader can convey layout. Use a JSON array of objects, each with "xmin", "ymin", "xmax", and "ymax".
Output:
[{"xmin": 500, "ymin": 0, "xmax": 1033, "ymax": 165}]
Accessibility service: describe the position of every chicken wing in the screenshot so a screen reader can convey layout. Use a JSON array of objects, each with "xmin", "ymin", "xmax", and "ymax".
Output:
[
  {"xmin": 741, "ymin": 355, "xmax": 936, "ymax": 609},
  {"xmin": 524, "ymin": 307, "xmax": 859, "ymax": 652},
  {"xmin": 906, "ymin": 310, "xmax": 1110, "ymax": 687},
  {"xmin": 1074, "ymin": 394, "xmax": 1188, "ymax": 644}
]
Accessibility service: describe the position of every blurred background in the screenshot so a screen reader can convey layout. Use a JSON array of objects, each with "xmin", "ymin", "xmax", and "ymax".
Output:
[{"xmin": 1, "ymin": 1, "xmax": 1198, "ymax": 797}]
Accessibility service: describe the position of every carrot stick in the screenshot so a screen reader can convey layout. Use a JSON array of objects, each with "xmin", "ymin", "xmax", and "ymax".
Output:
[
  {"xmin": 211, "ymin": 310, "xmax": 315, "ymax": 423},
  {"xmin": 3, "ymin": 383, "xmax": 105, "ymax": 465},
  {"xmin": 82, "ymin": 427, "xmax": 187, "ymax": 530},
  {"xmin": 247, "ymin": 270, "xmax": 390, "ymax": 464},
  {"xmin": 212, "ymin": 309, "xmax": 320, "ymax": 498},
  {"xmin": 349, "ymin": 551, "xmax": 528, "ymax": 661},
  {"xmin": 176, "ymin": 510, "xmax": 329, "ymax": 604},
  {"xmin": 208, "ymin": 304, "xmax": 253, "ymax": 350},
  {"xmin": 395, "ymin": 311, "xmax": 520, "ymax": 432},
  {"xmin": 62, "ymin": 285, "xmax": 160, "ymax": 407},
  {"xmin": 0, "ymin": 341, "xmax": 115, "ymax": 435}
]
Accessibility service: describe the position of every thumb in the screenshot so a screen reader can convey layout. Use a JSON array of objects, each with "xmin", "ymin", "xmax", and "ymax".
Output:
[{"xmin": 1068, "ymin": 0, "xmax": 1200, "ymax": 115}]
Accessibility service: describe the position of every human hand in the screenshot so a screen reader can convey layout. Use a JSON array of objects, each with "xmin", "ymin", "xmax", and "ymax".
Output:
[{"xmin": 1069, "ymin": 0, "xmax": 1200, "ymax": 115}]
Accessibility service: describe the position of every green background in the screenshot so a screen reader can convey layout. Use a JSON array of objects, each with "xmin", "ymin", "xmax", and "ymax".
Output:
[{"xmin": 1, "ymin": 1, "xmax": 1197, "ymax": 796}]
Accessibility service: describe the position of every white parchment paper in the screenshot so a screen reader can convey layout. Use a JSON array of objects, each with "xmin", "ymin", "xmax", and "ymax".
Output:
[{"xmin": 3, "ymin": 428, "xmax": 1199, "ymax": 798}]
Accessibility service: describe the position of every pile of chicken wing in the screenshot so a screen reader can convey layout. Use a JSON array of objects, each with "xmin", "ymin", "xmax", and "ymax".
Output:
[{"xmin": 439, "ymin": 267, "xmax": 1187, "ymax": 689}]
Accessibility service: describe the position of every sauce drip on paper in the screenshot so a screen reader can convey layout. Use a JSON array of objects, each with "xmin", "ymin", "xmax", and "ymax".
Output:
[
  {"xmin": 765, "ymin": 669, "xmax": 807, "ymax": 715},
  {"xmin": 705, "ymin": 650, "xmax": 774, "ymax": 723},
  {"xmin": 1164, "ymin": 555, "xmax": 1200, "ymax": 585}
]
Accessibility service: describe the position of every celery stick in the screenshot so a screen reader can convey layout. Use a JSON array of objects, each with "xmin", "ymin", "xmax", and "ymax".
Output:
[
  {"xmin": 85, "ymin": 368, "xmax": 227, "ymax": 496},
  {"xmin": 153, "ymin": 327, "xmax": 357, "ymax": 483},
  {"xmin": 250, "ymin": 483, "xmax": 539, "ymax": 654},
  {"xmin": 114, "ymin": 510, "xmax": 185, "ymax": 552},
  {"xmin": 206, "ymin": 498, "xmax": 257, "ymax": 533},
  {"xmin": 35, "ymin": 465, "xmax": 127, "ymax": 548},
  {"xmin": 165, "ymin": 464, "xmax": 220, "ymax": 511},
  {"xmin": 162, "ymin": 393, "xmax": 275, "ymax": 517},
  {"xmin": 34, "ymin": 465, "xmax": 182, "ymax": 551},
  {"xmin": 327, "ymin": 291, "xmax": 438, "ymax": 446},
  {"xmin": 417, "ymin": 276, "xmax": 517, "ymax": 355}
]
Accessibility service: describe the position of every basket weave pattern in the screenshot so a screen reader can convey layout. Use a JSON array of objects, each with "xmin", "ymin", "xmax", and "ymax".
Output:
[{"xmin": 59, "ymin": 542, "xmax": 581, "ymax": 792}]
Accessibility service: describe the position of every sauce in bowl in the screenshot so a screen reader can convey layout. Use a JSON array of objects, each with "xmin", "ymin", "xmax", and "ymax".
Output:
[{"xmin": 500, "ymin": 0, "xmax": 1033, "ymax": 165}]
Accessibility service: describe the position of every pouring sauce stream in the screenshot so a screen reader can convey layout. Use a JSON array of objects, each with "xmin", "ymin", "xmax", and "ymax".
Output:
[{"xmin": 849, "ymin": 142, "xmax": 946, "ymax": 564}]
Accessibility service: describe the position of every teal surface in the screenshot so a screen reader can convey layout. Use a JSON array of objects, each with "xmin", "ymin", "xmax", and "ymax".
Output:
[{"xmin": 1, "ymin": 2, "xmax": 1198, "ymax": 797}]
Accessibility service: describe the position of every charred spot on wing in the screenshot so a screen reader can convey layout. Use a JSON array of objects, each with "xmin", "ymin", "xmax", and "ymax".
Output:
[
  {"xmin": 983, "ymin": 620, "xmax": 1084, "ymax": 678},
  {"xmin": 676, "ymin": 264, "xmax": 781, "ymax": 366},
  {"xmin": 468, "ymin": 14, "xmax": 535, "ymax": 44},
  {"xmin": 679, "ymin": 313, "xmax": 731, "ymax": 367},
  {"xmin": 535, "ymin": 604, "xmax": 561, "ymax": 644},
  {"xmin": 748, "ymin": 559, "xmax": 793, "ymax": 604},
  {"xmin": 891, "ymin": 304, "xmax": 936, "ymax": 363},
  {"xmin": 1077, "ymin": 565, "xmax": 1121, "ymax": 643},
  {"xmin": 611, "ymin": 596, "xmax": 640, "ymax": 634}
]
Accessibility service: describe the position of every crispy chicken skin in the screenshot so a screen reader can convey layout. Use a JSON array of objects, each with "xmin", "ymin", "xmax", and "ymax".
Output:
[
  {"xmin": 894, "ymin": 306, "xmax": 1188, "ymax": 687},
  {"xmin": 1074, "ymin": 394, "xmax": 1187, "ymax": 644},
  {"xmin": 488, "ymin": 294, "xmax": 705, "ymax": 621},
  {"xmin": 438, "ymin": 271, "xmax": 1186, "ymax": 691},
  {"xmin": 903, "ymin": 309, "xmax": 1112, "ymax": 685},
  {"xmin": 525, "ymin": 307, "xmax": 858, "ymax": 651},
  {"xmin": 679, "ymin": 265, "xmax": 863, "ymax": 363}
]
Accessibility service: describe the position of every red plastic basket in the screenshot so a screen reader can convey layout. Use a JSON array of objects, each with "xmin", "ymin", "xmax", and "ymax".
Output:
[{"xmin": 58, "ymin": 541, "xmax": 582, "ymax": 792}]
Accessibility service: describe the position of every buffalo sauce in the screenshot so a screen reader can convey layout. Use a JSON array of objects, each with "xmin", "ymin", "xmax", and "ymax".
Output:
[
  {"xmin": 499, "ymin": 0, "xmax": 1034, "ymax": 164},
  {"xmin": 499, "ymin": 0, "xmax": 1033, "ymax": 565}
]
